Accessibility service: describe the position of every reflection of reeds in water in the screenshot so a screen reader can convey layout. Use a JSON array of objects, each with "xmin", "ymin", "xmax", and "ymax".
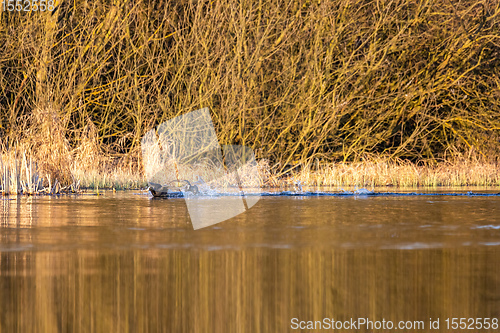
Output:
[{"xmin": 1, "ymin": 247, "xmax": 498, "ymax": 332}]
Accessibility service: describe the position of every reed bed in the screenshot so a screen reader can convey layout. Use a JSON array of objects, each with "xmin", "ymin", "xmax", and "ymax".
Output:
[
  {"xmin": 2, "ymin": 146, "xmax": 500, "ymax": 192},
  {"xmin": 290, "ymin": 159, "xmax": 500, "ymax": 188},
  {"xmin": 71, "ymin": 156, "xmax": 500, "ymax": 189},
  {"xmin": 70, "ymin": 162, "xmax": 144, "ymax": 190},
  {"xmin": 0, "ymin": 150, "xmax": 80, "ymax": 195},
  {"xmin": 0, "ymin": 148, "xmax": 143, "ymax": 193},
  {"xmin": 0, "ymin": 0, "xmax": 499, "ymax": 189}
]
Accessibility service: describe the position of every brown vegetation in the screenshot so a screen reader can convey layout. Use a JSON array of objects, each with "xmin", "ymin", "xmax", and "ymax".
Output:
[
  {"xmin": 289, "ymin": 157, "xmax": 500, "ymax": 187},
  {"xmin": 0, "ymin": 0, "xmax": 500, "ymax": 189}
]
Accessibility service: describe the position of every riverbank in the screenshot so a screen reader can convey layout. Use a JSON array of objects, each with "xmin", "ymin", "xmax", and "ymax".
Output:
[
  {"xmin": 2, "ymin": 149, "xmax": 499, "ymax": 195},
  {"xmin": 72, "ymin": 158, "xmax": 500, "ymax": 189}
]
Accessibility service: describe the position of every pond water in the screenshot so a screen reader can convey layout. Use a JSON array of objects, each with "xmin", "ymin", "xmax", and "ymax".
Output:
[{"xmin": 1, "ymin": 190, "xmax": 500, "ymax": 332}]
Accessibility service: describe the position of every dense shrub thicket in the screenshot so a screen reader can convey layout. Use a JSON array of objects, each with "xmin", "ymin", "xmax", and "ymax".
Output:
[{"xmin": 1, "ymin": 0, "xmax": 499, "ymax": 174}]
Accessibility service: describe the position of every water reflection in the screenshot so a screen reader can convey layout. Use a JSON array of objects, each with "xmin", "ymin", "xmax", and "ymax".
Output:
[
  {"xmin": 1, "ymin": 248, "xmax": 500, "ymax": 332},
  {"xmin": 0, "ymin": 192, "xmax": 500, "ymax": 331}
]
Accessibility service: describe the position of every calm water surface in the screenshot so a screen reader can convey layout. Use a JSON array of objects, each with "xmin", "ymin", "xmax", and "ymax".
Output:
[{"xmin": 1, "ymin": 190, "xmax": 500, "ymax": 332}]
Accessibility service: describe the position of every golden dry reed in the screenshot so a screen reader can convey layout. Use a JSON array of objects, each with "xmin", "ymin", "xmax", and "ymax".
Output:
[
  {"xmin": 289, "ymin": 157, "xmax": 500, "ymax": 187},
  {"xmin": 0, "ymin": 0, "xmax": 499, "ymax": 189}
]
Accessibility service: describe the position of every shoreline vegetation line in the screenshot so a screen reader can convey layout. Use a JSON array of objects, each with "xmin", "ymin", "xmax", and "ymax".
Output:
[{"xmin": 1, "ymin": 150, "xmax": 499, "ymax": 195}]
